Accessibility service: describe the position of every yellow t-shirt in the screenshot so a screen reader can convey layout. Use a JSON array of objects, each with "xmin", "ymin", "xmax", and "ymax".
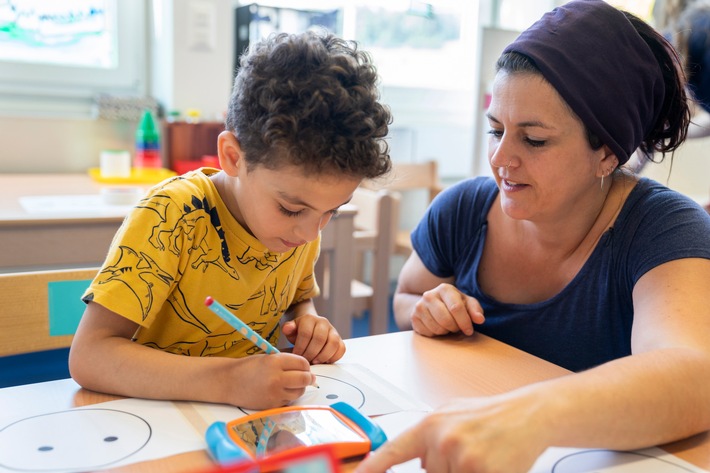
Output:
[{"xmin": 82, "ymin": 168, "xmax": 320, "ymax": 357}]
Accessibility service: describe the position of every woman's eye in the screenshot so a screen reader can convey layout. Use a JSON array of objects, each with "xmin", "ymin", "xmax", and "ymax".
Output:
[
  {"xmin": 487, "ymin": 129, "xmax": 503, "ymax": 139},
  {"xmin": 525, "ymin": 138, "xmax": 546, "ymax": 148},
  {"xmin": 279, "ymin": 206, "xmax": 303, "ymax": 217}
]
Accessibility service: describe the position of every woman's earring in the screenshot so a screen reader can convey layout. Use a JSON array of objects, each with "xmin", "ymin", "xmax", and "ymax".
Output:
[
  {"xmin": 506, "ymin": 160, "xmax": 511, "ymax": 169},
  {"xmin": 600, "ymin": 168, "xmax": 613, "ymax": 190}
]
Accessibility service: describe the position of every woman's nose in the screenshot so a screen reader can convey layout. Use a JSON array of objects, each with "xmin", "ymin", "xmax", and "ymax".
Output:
[{"xmin": 489, "ymin": 136, "xmax": 512, "ymax": 170}]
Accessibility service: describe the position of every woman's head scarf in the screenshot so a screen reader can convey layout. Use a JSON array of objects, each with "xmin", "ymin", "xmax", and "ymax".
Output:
[{"xmin": 502, "ymin": 0, "xmax": 665, "ymax": 164}]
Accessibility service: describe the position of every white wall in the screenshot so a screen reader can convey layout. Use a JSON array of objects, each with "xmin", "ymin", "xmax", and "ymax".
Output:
[
  {"xmin": 381, "ymin": 87, "xmax": 475, "ymax": 177},
  {"xmin": 640, "ymin": 137, "xmax": 710, "ymax": 204},
  {"xmin": 152, "ymin": 0, "xmax": 234, "ymax": 121},
  {"xmin": 0, "ymin": 116, "xmax": 137, "ymax": 174}
]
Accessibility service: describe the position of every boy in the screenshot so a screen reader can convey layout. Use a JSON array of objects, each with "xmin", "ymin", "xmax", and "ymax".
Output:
[{"xmin": 69, "ymin": 30, "xmax": 392, "ymax": 410}]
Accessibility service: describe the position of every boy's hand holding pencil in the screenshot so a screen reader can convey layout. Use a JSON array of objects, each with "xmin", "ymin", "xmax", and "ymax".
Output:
[{"xmin": 205, "ymin": 296, "xmax": 319, "ymax": 395}]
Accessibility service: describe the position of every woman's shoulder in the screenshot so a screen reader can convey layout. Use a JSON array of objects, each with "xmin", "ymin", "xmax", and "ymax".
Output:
[
  {"xmin": 612, "ymin": 179, "xmax": 710, "ymax": 286},
  {"xmin": 620, "ymin": 177, "xmax": 710, "ymax": 232},
  {"xmin": 628, "ymin": 177, "xmax": 705, "ymax": 208}
]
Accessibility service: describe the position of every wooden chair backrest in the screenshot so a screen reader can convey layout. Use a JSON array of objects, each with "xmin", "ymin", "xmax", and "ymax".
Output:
[
  {"xmin": 0, "ymin": 267, "xmax": 98, "ymax": 357},
  {"xmin": 364, "ymin": 160, "xmax": 443, "ymax": 202},
  {"xmin": 349, "ymin": 187, "xmax": 400, "ymax": 335},
  {"xmin": 363, "ymin": 160, "xmax": 443, "ymax": 258},
  {"xmin": 350, "ymin": 187, "xmax": 400, "ymax": 250}
]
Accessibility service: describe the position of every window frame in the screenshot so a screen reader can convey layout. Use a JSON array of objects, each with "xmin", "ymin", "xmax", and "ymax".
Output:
[{"xmin": 0, "ymin": 0, "xmax": 148, "ymax": 118}]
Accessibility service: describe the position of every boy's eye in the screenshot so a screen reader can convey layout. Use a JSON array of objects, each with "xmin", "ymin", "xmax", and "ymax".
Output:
[
  {"xmin": 279, "ymin": 206, "xmax": 303, "ymax": 217},
  {"xmin": 279, "ymin": 206, "xmax": 341, "ymax": 218}
]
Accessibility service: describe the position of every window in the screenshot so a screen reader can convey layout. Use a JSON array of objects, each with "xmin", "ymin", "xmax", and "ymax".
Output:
[
  {"xmin": 234, "ymin": 1, "xmax": 475, "ymax": 91},
  {"xmin": 0, "ymin": 0, "xmax": 147, "ymax": 117}
]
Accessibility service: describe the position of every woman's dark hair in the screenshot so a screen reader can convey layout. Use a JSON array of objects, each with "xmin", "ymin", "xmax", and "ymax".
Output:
[
  {"xmin": 225, "ymin": 30, "xmax": 392, "ymax": 179},
  {"xmin": 622, "ymin": 11, "xmax": 690, "ymax": 163},
  {"xmin": 496, "ymin": 11, "xmax": 691, "ymax": 166}
]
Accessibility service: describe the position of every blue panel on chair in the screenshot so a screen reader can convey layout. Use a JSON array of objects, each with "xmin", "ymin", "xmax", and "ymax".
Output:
[
  {"xmin": 48, "ymin": 279, "xmax": 91, "ymax": 336},
  {"xmin": 0, "ymin": 347, "xmax": 71, "ymax": 388}
]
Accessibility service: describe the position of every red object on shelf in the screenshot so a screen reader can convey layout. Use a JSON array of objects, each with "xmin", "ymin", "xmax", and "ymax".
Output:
[
  {"xmin": 164, "ymin": 121, "xmax": 224, "ymax": 173},
  {"xmin": 201, "ymin": 155, "xmax": 220, "ymax": 168},
  {"xmin": 173, "ymin": 160, "xmax": 202, "ymax": 174},
  {"xmin": 173, "ymin": 156, "xmax": 221, "ymax": 175}
]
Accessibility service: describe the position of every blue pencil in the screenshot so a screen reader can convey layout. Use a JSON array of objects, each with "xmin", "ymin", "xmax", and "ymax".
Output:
[{"xmin": 204, "ymin": 296, "xmax": 280, "ymax": 354}]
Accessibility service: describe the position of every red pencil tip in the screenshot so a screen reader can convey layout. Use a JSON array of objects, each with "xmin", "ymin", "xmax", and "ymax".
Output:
[{"xmin": 205, "ymin": 296, "xmax": 214, "ymax": 306}]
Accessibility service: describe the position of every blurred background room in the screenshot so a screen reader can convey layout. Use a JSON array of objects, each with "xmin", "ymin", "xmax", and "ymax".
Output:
[
  {"xmin": 1, "ymin": 0, "xmax": 707, "ymax": 194},
  {"xmin": 1, "ymin": 0, "xmax": 709, "ymax": 384}
]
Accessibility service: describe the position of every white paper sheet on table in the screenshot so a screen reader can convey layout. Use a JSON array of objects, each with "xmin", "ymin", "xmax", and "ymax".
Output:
[
  {"xmin": 0, "ymin": 363, "xmax": 423, "ymax": 472},
  {"xmin": 306, "ymin": 363, "xmax": 430, "ymax": 416},
  {"xmin": 0, "ymin": 398, "xmax": 214, "ymax": 473},
  {"xmin": 530, "ymin": 446, "xmax": 709, "ymax": 472},
  {"xmin": 18, "ymin": 194, "xmax": 139, "ymax": 216}
]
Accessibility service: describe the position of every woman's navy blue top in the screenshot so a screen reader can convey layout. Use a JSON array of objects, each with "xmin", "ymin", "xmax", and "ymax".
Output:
[{"xmin": 412, "ymin": 177, "xmax": 710, "ymax": 372}]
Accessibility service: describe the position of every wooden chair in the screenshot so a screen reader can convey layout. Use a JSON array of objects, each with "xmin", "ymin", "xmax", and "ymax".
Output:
[
  {"xmin": 313, "ymin": 188, "xmax": 400, "ymax": 337},
  {"xmin": 363, "ymin": 160, "xmax": 443, "ymax": 258},
  {"xmin": 0, "ymin": 267, "xmax": 98, "ymax": 357},
  {"xmin": 349, "ymin": 187, "xmax": 400, "ymax": 336},
  {"xmin": 313, "ymin": 205, "xmax": 357, "ymax": 340}
]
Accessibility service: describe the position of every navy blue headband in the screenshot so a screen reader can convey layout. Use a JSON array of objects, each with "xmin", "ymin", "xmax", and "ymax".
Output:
[{"xmin": 502, "ymin": 0, "xmax": 665, "ymax": 164}]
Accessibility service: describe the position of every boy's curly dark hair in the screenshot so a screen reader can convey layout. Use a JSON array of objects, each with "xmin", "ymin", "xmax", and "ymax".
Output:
[{"xmin": 225, "ymin": 30, "xmax": 392, "ymax": 179}]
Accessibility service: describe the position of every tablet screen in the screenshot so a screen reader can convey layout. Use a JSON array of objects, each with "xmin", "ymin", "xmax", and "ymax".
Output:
[{"xmin": 229, "ymin": 409, "xmax": 367, "ymax": 457}]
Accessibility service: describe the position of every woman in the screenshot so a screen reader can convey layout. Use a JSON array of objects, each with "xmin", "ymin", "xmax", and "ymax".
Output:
[{"xmin": 356, "ymin": 1, "xmax": 710, "ymax": 472}]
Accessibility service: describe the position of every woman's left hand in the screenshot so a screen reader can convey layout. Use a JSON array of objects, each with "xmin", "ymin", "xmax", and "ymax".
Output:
[{"xmin": 282, "ymin": 314, "xmax": 346, "ymax": 364}]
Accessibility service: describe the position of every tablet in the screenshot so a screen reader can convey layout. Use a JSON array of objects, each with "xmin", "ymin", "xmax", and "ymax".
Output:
[{"xmin": 205, "ymin": 402, "xmax": 386, "ymax": 470}]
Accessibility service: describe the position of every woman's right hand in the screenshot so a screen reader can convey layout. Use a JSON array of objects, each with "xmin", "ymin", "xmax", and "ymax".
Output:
[
  {"xmin": 355, "ymin": 393, "xmax": 549, "ymax": 473},
  {"xmin": 410, "ymin": 283, "xmax": 485, "ymax": 337},
  {"xmin": 225, "ymin": 352, "xmax": 316, "ymax": 410}
]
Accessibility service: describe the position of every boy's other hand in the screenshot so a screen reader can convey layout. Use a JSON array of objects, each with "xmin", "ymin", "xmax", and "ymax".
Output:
[{"xmin": 282, "ymin": 314, "xmax": 346, "ymax": 364}]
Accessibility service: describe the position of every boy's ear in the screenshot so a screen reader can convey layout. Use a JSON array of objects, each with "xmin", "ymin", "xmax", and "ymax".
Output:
[{"xmin": 217, "ymin": 131, "xmax": 244, "ymax": 176}]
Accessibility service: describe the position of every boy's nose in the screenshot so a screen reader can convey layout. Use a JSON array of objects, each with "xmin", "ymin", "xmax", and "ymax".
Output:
[{"xmin": 295, "ymin": 217, "xmax": 323, "ymax": 243}]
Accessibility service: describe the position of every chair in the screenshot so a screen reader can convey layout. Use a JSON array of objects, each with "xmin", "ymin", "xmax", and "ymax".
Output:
[
  {"xmin": 313, "ymin": 205, "xmax": 357, "ymax": 340},
  {"xmin": 313, "ymin": 188, "xmax": 400, "ymax": 338},
  {"xmin": 0, "ymin": 267, "xmax": 98, "ymax": 387},
  {"xmin": 349, "ymin": 187, "xmax": 400, "ymax": 336},
  {"xmin": 363, "ymin": 160, "xmax": 443, "ymax": 258}
]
